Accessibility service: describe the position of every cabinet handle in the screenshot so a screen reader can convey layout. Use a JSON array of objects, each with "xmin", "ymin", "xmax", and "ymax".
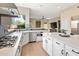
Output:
[
  {"xmin": 56, "ymin": 42, "xmax": 60, "ymax": 45},
  {"xmin": 48, "ymin": 38, "xmax": 50, "ymax": 40},
  {"xmin": 45, "ymin": 40, "xmax": 48, "ymax": 43},
  {"xmin": 66, "ymin": 52, "xmax": 69, "ymax": 56},
  {"xmin": 72, "ymin": 50, "xmax": 79, "ymax": 54},
  {"xmin": 61, "ymin": 49, "xmax": 64, "ymax": 55}
]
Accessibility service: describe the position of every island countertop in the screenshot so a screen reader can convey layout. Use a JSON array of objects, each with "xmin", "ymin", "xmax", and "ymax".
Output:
[{"xmin": 43, "ymin": 32, "xmax": 79, "ymax": 50}]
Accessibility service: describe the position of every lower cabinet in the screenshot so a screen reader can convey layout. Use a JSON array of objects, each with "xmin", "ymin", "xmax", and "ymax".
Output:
[
  {"xmin": 43, "ymin": 36, "xmax": 53, "ymax": 56},
  {"xmin": 43, "ymin": 37, "xmax": 47, "ymax": 51},
  {"xmin": 21, "ymin": 32, "xmax": 29, "ymax": 46},
  {"xmin": 52, "ymin": 39, "xmax": 79, "ymax": 56},
  {"xmin": 42, "ymin": 33, "xmax": 79, "ymax": 56},
  {"xmin": 16, "ymin": 32, "xmax": 29, "ymax": 56},
  {"xmin": 47, "ymin": 37, "xmax": 53, "ymax": 56},
  {"xmin": 65, "ymin": 45, "xmax": 79, "ymax": 56},
  {"xmin": 29, "ymin": 32, "xmax": 37, "ymax": 42},
  {"xmin": 36, "ymin": 36, "xmax": 42, "ymax": 42},
  {"xmin": 15, "ymin": 46, "xmax": 22, "ymax": 56},
  {"xmin": 52, "ymin": 39, "xmax": 65, "ymax": 56}
]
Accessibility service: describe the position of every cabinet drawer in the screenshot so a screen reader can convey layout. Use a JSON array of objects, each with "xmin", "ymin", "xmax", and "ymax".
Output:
[
  {"xmin": 66, "ymin": 45, "xmax": 79, "ymax": 56},
  {"xmin": 53, "ymin": 39, "xmax": 64, "ymax": 46},
  {"xmin": 53, "ymin": 39, "xmax": 65, "ymax": 56},
  {"xmin": 43, "ymin": 33, "xmax": 49, "ymax": 37}
]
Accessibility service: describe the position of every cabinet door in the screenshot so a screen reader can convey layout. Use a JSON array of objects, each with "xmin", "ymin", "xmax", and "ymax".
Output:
[
  {"xmin": 47, "ymin": 37, "xmax": 53, "ymax": 56},
  {"xmin": 43, "ymin": 37, "xmax": 53, "ymax": 56},
  {"xmin": 42, "ymin": 37, "xmax": 47, "ymax": 51},
  {"xmin": 36, "ymin": 36, "xmax": 42, "ymax": 42},
  {"xmin": 29, "ymin": 32, "xmax": 37, "ymax": 42},
  {"xmin": 53, "ymin": 39, "xmax": 65, "ymax": 56},
  {"xmin": 15, "ymin": 46, "xmax": 21, "ymax": 56},
  {"xmin": 22, "ymin": 32, "xmax": 29, "ymax": 46},
  {"xmin": 65, "ymin": 45, "xmax": 79, "ymax": 56}
]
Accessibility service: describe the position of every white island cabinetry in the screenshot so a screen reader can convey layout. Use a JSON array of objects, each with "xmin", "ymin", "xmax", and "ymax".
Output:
[
  {"xmin": 42, "ymin": 32, "xmax": 79, "ymax": 56},
  {"xmin": 52, "ymin": 39, "xmax": 65, "ymax": 56},
  {"xmin": 65, "ymin": 45, "xmax": 79, "ymax": 56},
  {"xmin": 42, "ymin": 33, "xmax": 53, "ymax": 56}
]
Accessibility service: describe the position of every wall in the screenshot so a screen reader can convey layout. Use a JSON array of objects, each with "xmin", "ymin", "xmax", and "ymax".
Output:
[
  {"xmin": 60, "ymin": 4, "xmax": 79, "ymax": 34},
  {"xmin": 17, "ymin": 6, "xmax": 30, "ymax": 28}
]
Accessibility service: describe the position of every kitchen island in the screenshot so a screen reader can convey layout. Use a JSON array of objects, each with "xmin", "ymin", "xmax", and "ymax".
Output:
[{"xmin": 43, "ymin": 32, "xmax": 79, "ymax": 56}]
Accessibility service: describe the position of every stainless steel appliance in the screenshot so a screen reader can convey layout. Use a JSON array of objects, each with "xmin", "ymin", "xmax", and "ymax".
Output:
[
  {"xmin": 0, "ymin": 36, "xmax": 18, "ymax": 48},
  {"xmin": 71, "ymin": 18, "xmax": 79, "ymax": 34},
  {"xmin": 0, "ymin": 25, "xmax": 18, "ymax": 48},
  {"xmin": 71, "ymin": 16, "xmax": 79, "ymax": 34}
]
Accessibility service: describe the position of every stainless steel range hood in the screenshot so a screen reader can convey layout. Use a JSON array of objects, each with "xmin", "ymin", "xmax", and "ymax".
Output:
[{"xmin": 0, "ymin": 7, "xmax": 18, "ymax": 17}]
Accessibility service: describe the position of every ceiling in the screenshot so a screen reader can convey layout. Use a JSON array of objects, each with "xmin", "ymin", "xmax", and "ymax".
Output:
[{"xmin": 15, "ymin": 3, "xmax": 76, "ymax": 19}]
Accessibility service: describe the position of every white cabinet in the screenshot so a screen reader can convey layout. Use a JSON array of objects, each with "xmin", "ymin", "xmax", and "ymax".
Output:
[
  {"xmin": 52, "ymin": 39, "xmax": 65, "ymax": 56},
  {"xmin": 42, "ymin": 33, "xmax": 79, "ymax": 56},
  {"xmin": 36, "ymin": 36, "xmax": 42, "ymax": 42},
  {"xmin": 36, "ymin": 32, "xmax": 42, "ymax": 42},
  {"xmin": 42, "ymin": 36, "xmax": 53, "ymax": 56},
  {"xmin": 65, "ymin": 45, "xmax": 79, "ymax": 56},
  {"xmin": 47, "ymin": 37, "xmax": 53, "ymax": 56},
  {"xmin": 43, "ymin": 37, "xmax": 47, "ymax": 52},
  {"xmin": 21, "ymin": 32, "xmax": 29, "ymax": 46},
  {"xmin": 29, "ymin": 32, "xmax": 37, "ymax": 42},
  {"xmin": 15, "ymin": 46, "xmax": 21, "ymax": 56}
]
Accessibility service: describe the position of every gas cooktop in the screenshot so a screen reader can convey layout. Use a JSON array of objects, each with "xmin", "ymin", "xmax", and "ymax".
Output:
[{"xmin": 0, "ymin": 36, "xmax": 18, "ymax": 48}]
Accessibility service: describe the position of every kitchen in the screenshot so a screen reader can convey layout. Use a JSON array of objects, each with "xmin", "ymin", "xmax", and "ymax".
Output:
[{"xmin": 0, "ymin": 3, "xmax": 79, "ymax": 56}]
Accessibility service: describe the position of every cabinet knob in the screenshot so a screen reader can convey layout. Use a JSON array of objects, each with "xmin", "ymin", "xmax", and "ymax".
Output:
[
  {"xmin": 56, "ymin": 42, "xmax": 60, "ymax": 45},
  {"xmin": 66, "ymin": 52, "xmax": 69, "ymax": 56}
]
